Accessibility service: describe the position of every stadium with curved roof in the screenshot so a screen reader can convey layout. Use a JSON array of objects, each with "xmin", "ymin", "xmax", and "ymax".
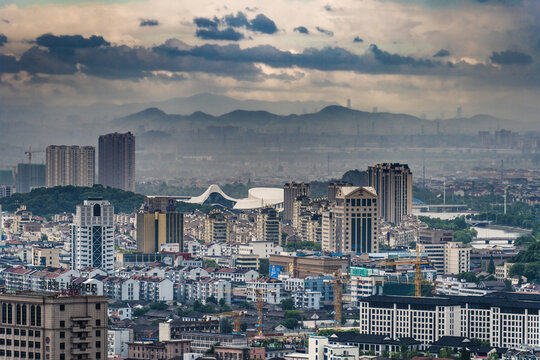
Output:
[{"xmin": 187, "ymin": 184, "xmax": 283, "ymax": 210}]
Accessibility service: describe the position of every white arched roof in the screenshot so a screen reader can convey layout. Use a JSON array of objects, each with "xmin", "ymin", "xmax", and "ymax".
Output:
[
  {"xmin": 186, "ymin": 184, "xmax": 283, "ymax": 210},
  {"xmin": 187, "ymin": 184, "xmax": 239, "ymax": 204}
]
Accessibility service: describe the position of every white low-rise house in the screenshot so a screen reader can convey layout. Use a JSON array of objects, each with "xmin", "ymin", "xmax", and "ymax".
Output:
[
  {"xmin": 209, "ymin": 268, "xmax": 259, "ymax": 283},
  {"xmin": 108, "ymin": 303, "xmax": 133, "ymax": 320},
  {"xmin": 88, "ymin": 275, "xmax": 140, "ymax": 301},
  {"xmin": 184, "ymin": 240, "xmax": 203, "ymax": 257},
  {"xmin": 309, "ymin": 336, "xmax": 359, "ymax": 360},
  {"xmin": 108, "ymin": 328, "xmax": 133, "ymax": 358},
  {"xmin": 177, "ymin": 278, "xmax": 232, "ymax": 305},
  {"xmin": 133, "ymin": 275, "xmax": 174, "ymax": 301},
  {"xmin": 239, "ymin": 241, "xmax": 283, "ymax": 259},
  {"xmin": 435, "ymin": 277, "xmax": 493, "ymax": 296},
  {"xmin": 179, "ymin": 266, "xmax": 209, "ymax": 281},
  {"xmin": 349, "ymin": 276, "xmax": 384, "ymax": 306},
  {"xmin": 0, "ymin": 266, "xmax": 80, "ymax": 292},
  {"xmin": 247, "ymin": 277, "xmax": 283, "ymax": 304},
  {"xmin": 293, "ymin": 290, "xmax": 322, "ymax": 309},
  {"xmin": 284, "ymin": 277, "xmax": 305, "ymax": 292}
]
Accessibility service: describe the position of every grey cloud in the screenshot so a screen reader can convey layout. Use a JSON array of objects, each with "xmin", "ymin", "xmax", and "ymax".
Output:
[
  {"xmin": 433, "ymin": 49, "xmax": 450, "ymax": 57},
  {"xmin": 490, "ymin": 50, "xmax": 533, "ymax": 65},
  {"xmin": 294, "ymin": 26, "xmax": 309, "ymax": 34},
  {"xmin": 224, "ymin": 12, "xmax": 250, "ymax": 28},
  {"xmin": 316, "ymin": 27, "xmax": 334, "ymax": 37},
  {"xmin": 140, "ymin": 19, "xmax": 159, "ymax": 27},
  {"xmin": 353, "ymin": 36, "xmax": 363, "ymax": 43},
  {"xmin": 35, "ymin": 34, "xmax": 110, "ymax": 55},
  {"xmin": 369, "ymin": 44, "xmax": 435, "ymax": 67},
  {"xmin": 0, "ymin": 34, "xmax": 7, "ymax": 47},
  {"xmin": 0, "ymin": 54, "xmax": 19, "ymax": 73},
  {"xmin": 196, "ymin": 27, "xmax": 244, "ymax": 41},
  {"xmin": 194, "ymin": 17, "xmax": 219, "ymax": 29},
  {"xmin": 249, "ymin": 14, "xmax": 278, "ymax": 34}
]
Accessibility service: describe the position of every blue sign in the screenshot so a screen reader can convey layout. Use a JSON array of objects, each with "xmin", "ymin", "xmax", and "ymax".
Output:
[{"xmin": 269, "ymin": 265, "xmax": 281, "ymax": 278}]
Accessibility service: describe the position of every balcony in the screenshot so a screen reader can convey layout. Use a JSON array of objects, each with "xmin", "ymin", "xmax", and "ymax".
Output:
[
  {"xmin": 71, "ymin": 346, "xmax": 92, "ymax": 355},
  {"xmin": 71, "ymin": 336, "xmax": 90, "ymax": 343},
  {"xmin": 71, "ymin": 326, "xmax": 89, "ymax": 332}
]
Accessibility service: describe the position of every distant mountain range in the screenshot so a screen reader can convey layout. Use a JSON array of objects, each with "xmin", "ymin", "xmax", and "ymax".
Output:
[{"xmin": 111, "ymin": 102, "xmax": 516, "ymax": 135}]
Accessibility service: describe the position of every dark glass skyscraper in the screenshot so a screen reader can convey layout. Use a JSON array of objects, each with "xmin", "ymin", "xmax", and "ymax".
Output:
[{"xmin": 98, "ymin": 132, "xmax": 135, "ymax": 192}]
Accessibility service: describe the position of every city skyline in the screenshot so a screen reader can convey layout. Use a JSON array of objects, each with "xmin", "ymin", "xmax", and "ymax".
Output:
[{"xmin": 1, "ymin": 0, "xmax": 540, "ymax": 122}]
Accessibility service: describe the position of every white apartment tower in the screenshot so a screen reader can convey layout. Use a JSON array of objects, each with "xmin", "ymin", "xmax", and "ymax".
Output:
[
  {"xmin": 368, "ymin": 163, "xmax": 412, "ymax": 225},
  {"xmin": 71, "ymin": 198, "xmax": 115, "ymax": 272},
  {"xmin": 322, "ymin": 186, "xmax": 379, "ymax": 254}
]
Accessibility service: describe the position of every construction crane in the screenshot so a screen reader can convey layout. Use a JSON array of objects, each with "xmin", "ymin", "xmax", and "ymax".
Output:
[
  {"xmin": 332, "ymin": 270, "xmax": 349, "ymax": 328},
  {"xmin": 24, "ymin": 146, "xmax": 44, "ymax": 164},
  {"xmin": 377, "ymin": 244, "xmax": 432, "ymax": 297},
  {"xmin": 255, "ymin": 288, "xmax": 277, "ymax": 337}
]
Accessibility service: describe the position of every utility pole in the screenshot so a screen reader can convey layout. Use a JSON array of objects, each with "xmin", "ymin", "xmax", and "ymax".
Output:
[{"xmin": 443, "ymin": 180, "xmax": 446, "ymax": 205}]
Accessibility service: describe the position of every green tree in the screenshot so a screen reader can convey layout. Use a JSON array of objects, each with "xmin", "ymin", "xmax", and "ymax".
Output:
[
  {"xmin": 504, "ymin": 279, "xmax": 513, "ymax": 291},
  {"xmin": 456, "ymin": 272, "xmax": 478, "ymax": 283},
  {"xmin": 281, "ymin": 318, "xmax": 299, "ymax": 329},
  {"xmin": 488, "ymin": 257, "xmax": 496, "ymax": 274},
  {"xmin": 458, "ymin": 349, "xmax": 471, "ymax": 360},
  {"xmin": 439, "ymin": 346, "xmax": 454, "ymax": 359},
  {"xmin": 284, "ymin": 310, "xmax": 304, "ymax": 321},
  {"xmin": 220, "ymin": 318, "xmax": 233, "ymax": 334},
  {"xmin": 280, "ymin": 298, "xmax": 295, "ymax": 310},
  {"xmin": 149, "ymin": 302, "xmax": 168, "ymax": 310},
  {"xmin": 381, "ymin": 350, "xmax": 389, "ymax": 358}
]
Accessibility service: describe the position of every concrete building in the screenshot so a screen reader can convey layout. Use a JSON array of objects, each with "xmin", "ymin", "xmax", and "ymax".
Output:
[
  {"xmin": 418, "ymin": 242, "xmax": 470, "ymax": 275},
  {"xmin": 495, "ymin": 262, "xmax": 514, "ymax": 280},
  {"xmin": 136, "ymin": 197, "xmax": 184, "ymax": 254},
  {"xmin": 70, "ymin": 198, "xmax": 115, "ymax": 272},
  {"xmin": 128, "ymin": 340, "xmax": 191, "ymax": 360},
  {"xmin": 108, "ymin": 328, "xmax": 133, "ymax": 358},
  {"xmin": 215, "ymin": 346, "xmax": 265, "ymax": 360},
  {"xmin": 308, "ymin": 336, "xmax": 359, "ymax": 360},
  {"xmin": 321, "ymin": 186, "xmax": 379, "ymax": 254},
  {"xmin": 239, "ymin": 241, "xmax": 282, "ymax": 259},
  {"xmin": 284, "ymin": 182, "xmax": 310, "ymax": 222},
  {"xmin": 45, "ymin": 145, "xmax": 95, "ymax": 187},
  {"xmin": 269, "ymin": 255, "xmax": 348, "ymax": 278},
  {"xmin": 246, "ymin": 277, "xmax": 283, "ymax": 304},
  {"xmin": 16, "ymin": 163, "xmax": 46, "ymax": 194},
  {"xmin": 0, "ymin": 292, "xmax": 108, "ymax": 360},
  {"xmin": 292, "ymin": 195, "xmax": 311, "ymax": 231},
  {"xmin": 368, "ymin": 163, "xmax": 412, "ymax": 225},
  {"xmin": 31, "ymin": 246, "xmax": 60, "ymax": 267},
  {"xmin": 328, "ymin": 181, "xmax": 352, "ymax": 203},
  {"xmin": 205, "ymin": 210, "xmax": 229, "ymax": 243},
  {"xmin": 418, "ymin": 229, "xmax": 454, "ymax": 244},
  {"xmin": 256, "ymin": 207, "xmax": 281, "ymax": 243},
  {"xmin": 98, "ymin": 132, "xmax": 135, "ymax": 192},
  {"xmin": 359, "ymin": 293, "xmax": 540, "ymax": 348},
  {"xmin": 166, "ymin": 333, "xmax": 247, "ymax": 353}
]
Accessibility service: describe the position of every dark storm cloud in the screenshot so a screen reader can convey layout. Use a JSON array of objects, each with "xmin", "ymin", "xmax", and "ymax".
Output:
[
  {"xmin": 294, "ymin": 26, "xmax": 309, "ymax": 34},
  {"xmin": 35, "ymin": 34, "xmax": 110, "ymax": 55},
  {"xmin": 193, "ymin": 12, "xmax": 278, "ymax": 40},
  {"xmin": 196, "ymin": 28, "xmax": 245, "ymax": 41},
  {"xmin": 490, "ymin": 50, "xmax": 533, "ymax": 65},
  {"xmin": 369, "ymin": 44, "xmax": 435, "ymax": 67},
  {"xmin": 353, "ymin": 36, "xmax": 363, "ymax": 43},
  {"xmin": 0, "ymin": 34, "xmax": 7, "ymax": 47},
  {"xmin": 140, "ymin": 19, "xmax": 159, "ymax": 27},
  {"xmin": 433, "ymin": 49, "xmax": 450, "ymax": 57},
  {"xmin": 0, "ymin": 54, "xmax": 19, "ymax": 73},
  {"xmin": 249, "ymin": 14, "xmax": 278, "ymax": 34},
  {"xmin": 316, "ymin": 27, "xmax": 334, "ymax": 36},
  {"xmin": 194, "ymin": 17, "xmax": 219, "ymax": 29}
]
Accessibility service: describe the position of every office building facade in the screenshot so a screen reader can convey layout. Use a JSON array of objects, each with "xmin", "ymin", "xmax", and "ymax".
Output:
[
  {"xmin": 321, "ymin": 187, "xmax": 379, "ymax": 254},
  {"xmin": 204, "ymin": 210, "xmax": 229, "ymax": 243},
  {"xmin": 368, "ymin": 163, "xmax": 412, "ymax": 225},
  {"xmin": 0, "ymin": 292, "xmax": 108, "ymax": 360},
  {"xmin": 15, "ymin": 164, "xmax": 46, "ymax": 194},
  {"xmin": 136, "ymin": 197, "xmax": 183, "ymax": 254},
  {"xmin": 283, "ymin": 182, "xmax": 310, "ymax": 222},
  {"xmin": 359, "ymin": 293, "xmax": 540, "ymax": 348},
  {"xmin": 327, "ymin": 181, "xmax": 352, "ymax": 203},
  {"xmin": 256, "ymin": 207, "xmax": 281, "ymax": 243},
  {"xmin": 46, "ymin": 145, "xmax": 95, "ymax": 187},
  {"xmin": 98, "ymin": 132, "xmax": 135, "ymax": 192},
  {"xmin": 71, "ymin": 198, "xmax": 115, "ymax": 272}
]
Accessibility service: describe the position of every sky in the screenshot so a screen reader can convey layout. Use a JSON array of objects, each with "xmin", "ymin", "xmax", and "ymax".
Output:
[{"xmin": 1, "ymin": 0, "xmax": 540, "ymax": 120}]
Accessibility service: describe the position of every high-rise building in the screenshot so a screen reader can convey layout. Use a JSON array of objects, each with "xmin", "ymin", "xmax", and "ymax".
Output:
[
  {"xmin": 283, "ymin": 182, "xmax": 310, "ymax": 222},
  {"xmin": 321, "ymin": 186, "xmax": 379, "ymax": 254},
  {"xmin": 71, "ymin": 198, "xmax": 115, "ymax": 272},
  {"xmin": 204, "ymin": 210, "xmax": 229, "ymax": 243},
  {"xmin": 368, "ymin": 163, "xmax": 412, "ymax": 225},
  {"xmin": 327, "ymin": 181, "xmax": 352, "ymax": 202},
  {"xmin": 292, "ymin": 195, "xmax": 310, "ymax": 230},
  {"xmin": 0, "ymin": 169, "xmax": 14, "ymax": 186},
  {"xmin": 136, "ymin": 197, "xmax": 184, "ymax": 254},
  {"xmin": 256, "ymin": 207, "xmax": 281, "ymax": 244},
  {"xmin": 98, "ymin": 132, "xmax": 135, "ymax": 192},
  {"xmin": 46, "ymin": 145, "xmax": 95, "ymax": 187},
  {"xmin": 15, "ymin": 163, "xmax": 46, "ymax": 193},
  {"xmin": 0, "ymin": 292, "xmax": 108, "ymax": 360}
]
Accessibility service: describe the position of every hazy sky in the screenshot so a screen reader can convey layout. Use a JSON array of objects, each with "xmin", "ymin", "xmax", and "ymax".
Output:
[{"xmin": 1, "ymin": 0, "xmax": 540, "ymax": 120}]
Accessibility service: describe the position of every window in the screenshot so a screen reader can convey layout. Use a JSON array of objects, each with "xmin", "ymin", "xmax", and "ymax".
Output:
[
  {"xmin": 34, "ymin": 331, "xmax": 40, "ymax": 337},
  {"xmin": 60, "ymin": 355, "xmax": 65, "ymax": 360},
  {"xmin": 21, "ymin": 341, "xmax": 26, "ymax": 347},
  {"xmin": 96, "ymin": 320, "xmax": 101, "ymax": 326},
  {"xmin": 95, "ymin": 304, "xmax": 101, "ymax": 310},
  {"xmin": 60, "ymin": 343, "xmax": 65, "ymax": 350},
  {"xmin": 35, "ymin": 353, "xmax": 40, "ymax": 360},
  {"xmin": 35, "ymin": 342, "xmax": 41, "ymax": 349},
  {"xmin": 35, "ymin": 307, "xmax": 41, "ymax": 327},
  {"xmin": 60, "ymin": 321, "xmax": 65, "ymax": 328},
  {"xmin": 96, "ymin": 341, "xmax": 101, "ymax": 348},
  {"xmin": 21, "ymin": 352, "xmax": 26, "ymax": 359},
  {"xmin": 95, "ymin": 330, "xmax": 101, "ymax": 336},
  {"xmin": 29, "ymin": 330, "xmax": 33, "ymax": 337},
  {"xmin": 96, "ymin": 352, "xmax": 101, "ymax": 359},
  {"xmin": 60, "ymin": 332, "xmax": 65, "ymax": 339},
  {"xmin": 59, "ymin": 305, "xmax": 65, "ymax": 311},
  {"xmin": 28, "ymin": 341, "xmax": 33, "ymax": 348},
  {"xmin": 15, "ymin": 329, "xmax": 19, "ymax": 335}
]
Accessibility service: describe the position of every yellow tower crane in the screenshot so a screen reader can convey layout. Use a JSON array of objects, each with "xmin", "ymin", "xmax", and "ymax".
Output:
[
  {"xmin": 213, "ymin": 311, "xmax": 245, "ymax": 334},
  {"xmin": 255, "ymin": 288, "xmax": 277, "ymax": 337},
  {"xmin": 332, "ymin": 270, "xmax": 349, "ymax": 329}
]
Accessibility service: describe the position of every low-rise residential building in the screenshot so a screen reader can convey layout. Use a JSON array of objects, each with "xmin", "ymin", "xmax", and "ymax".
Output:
[
  {"xmin": 108, "ymin": 327, "xmax": 133, "ymax": 358},
  {"xmin": 132, "ymin": 275, "xmax": 174, "ymax": 301},
  {"xmin": 247, "ymin": 277, "xmax": 283, "ymax": 304},
  {"xmin": 177, "ymin": 278, "xmax": 232, "ymax": 305},
  {"xmin": 309, "ymin": 336, "xmax": 359, "ymax": 360},
  {"xmin": 210, "ymin": 268, "xmax": 259, "ymax": 283},
  {"xmin": 128, "ymin": 340, "xmax": 191, "ymax": 360}
]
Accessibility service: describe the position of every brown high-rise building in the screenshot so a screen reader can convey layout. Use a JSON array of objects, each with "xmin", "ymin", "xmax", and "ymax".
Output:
[
  {"xmin": 0, "ymin": 292, "xmax": 108, "ymax": 360},
  {"xmin": 283, "ymin": 182, "xmax": 310, "ymax": 222},
  {"xmin": 46, "ymin": 145, "xmax": 95, "ymax": 187},
  {"xmin": 98, "ymin": 132, "xmax": 135, "ymax": 192},
  {"xmin": 136, "ymin": 197, "xmax": 183, "ymax": 253},
  {"xmin": 367, "ymin": 163, "xmax": 412, "ymax": 225}
]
